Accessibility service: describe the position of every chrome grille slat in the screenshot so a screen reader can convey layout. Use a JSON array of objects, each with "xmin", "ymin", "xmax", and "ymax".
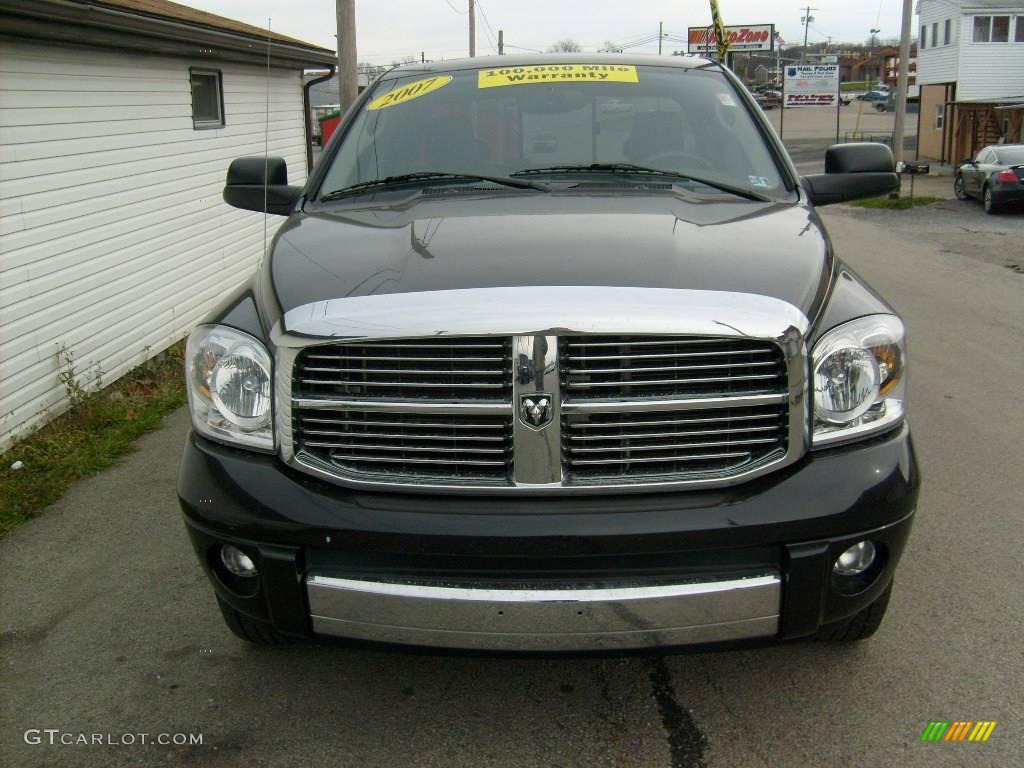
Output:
[
  {"xmin": 302, "ymin": 417, "xmax": 507, "ymax": 430},
  {"xmin": 569, "ymin": 425, "xmax": 782, "ymax": 440},
  {"xmin": 566, "ymin": 374, "xmax": 780, "ymax": 388},
  {"xmin": 568, "ymin": 349, "xmax": 775, "ymax": 361},
  {"xmin": 328, "ymin": 454, "xmax": 509, "ymax": 467},
  {"xmin": 300, "ymin": 379, "xmax": 508, "ymax": 388},
  {"xmin": 569, "ymin": 413, "xmax": 779, "ymax": 428},
  {"xmin": 309, "ymin": 442, "xmax": 509, "ymax": 454},
  {"xmin": 301, "ymin": 367, "xmax": 509, "ymax": 375},
  {"xmin": 569, "ymin": 452, "xmax": 752, "ymax": 465},
  {"xmin": 303, "ymin": 429, "xmax": 508, "ymax": 441},
  {"xmin": 569, "ymin": 437, "xmax": 780, "ymax": 453},
  {"xmin": 566, "ymin": 338, "xmax": 753, "ymax": 347},
  {"xmin": 304, "ymin": 355, "xmax": 507, "ymax": 362}
]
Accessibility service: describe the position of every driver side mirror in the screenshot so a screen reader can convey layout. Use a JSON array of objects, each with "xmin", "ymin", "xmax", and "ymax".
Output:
[
  {"xmin": 801, "ymin": 143, "xmax": 899, "ymax": 207},
  {"xmin": 223, "ymin": 157, "xmax": 302, "ymax": 215},
  {"xmin": 962, "ymin": 158, "xmax": 976, "ymax": 166}
]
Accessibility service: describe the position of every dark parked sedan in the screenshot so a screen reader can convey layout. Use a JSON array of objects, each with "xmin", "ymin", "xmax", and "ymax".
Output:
[{"xmin": 954, "ymin": 144, "xmax": 1024, "ymax": 213}]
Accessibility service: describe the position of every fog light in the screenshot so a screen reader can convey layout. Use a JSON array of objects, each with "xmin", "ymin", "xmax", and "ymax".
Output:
[
  {"xmin": 221, "ymin": 545, "xmax": 257, "ymax": 578},
  {"xmin": 833, "ymin": 541, "xmax": 876, "ymax": 576}
]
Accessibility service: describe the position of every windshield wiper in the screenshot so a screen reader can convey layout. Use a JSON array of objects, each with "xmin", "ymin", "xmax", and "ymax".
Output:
[
  {"xmin": 320, "ymin": 171, "xmax": 549, "ymax": 201},
  {"xmin": 511, "ymin": 163, "xmax": 771, "ymax": 202}
]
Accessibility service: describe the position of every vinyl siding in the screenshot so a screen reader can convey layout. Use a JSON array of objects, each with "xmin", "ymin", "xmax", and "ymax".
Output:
[
  {"xmin": 918, "ymin": 0, "xmax": 962, "ymax": 84},
  {"xmin": 955, "ymin": 11, "xmax": 1024, "ymax": 100},
  {"xmin": 0, "ymin": 40, "xmax": 308, "ymax": 450}
]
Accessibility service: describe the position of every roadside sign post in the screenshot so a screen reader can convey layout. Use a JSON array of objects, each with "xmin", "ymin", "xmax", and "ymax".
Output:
[{"xmin": 779, "ymin": 77, "xmax": 785, "ymax": 141}]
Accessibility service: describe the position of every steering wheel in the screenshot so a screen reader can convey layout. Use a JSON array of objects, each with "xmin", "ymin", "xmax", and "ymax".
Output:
[{"xmin": 638, "ymin": 151, "xmax": 712, "ymax": 172}]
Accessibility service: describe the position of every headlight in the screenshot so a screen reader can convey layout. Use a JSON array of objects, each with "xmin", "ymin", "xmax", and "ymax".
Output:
[
  {"xmin": 811, "ymin": 314, "xmax": 906, "ymax": 448},
  {"xmin": 185, "ymin": 325, "xmax": 274, "ymax": 451}
]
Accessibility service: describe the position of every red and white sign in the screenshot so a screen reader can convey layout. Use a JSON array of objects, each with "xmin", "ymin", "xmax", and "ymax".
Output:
[
  {"xmin": 783, "ymin": 64, "xmax": 840, "ymax": 108},
  {"xmin": 687, "ymin": 24, "xmax": 775, "ymax": 54}
]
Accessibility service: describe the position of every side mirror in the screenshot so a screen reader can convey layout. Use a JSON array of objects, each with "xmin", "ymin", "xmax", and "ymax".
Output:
[
  {"xmin": 223, "ymin": 157, "xmax": 302, "ymax": 215},
  {"xmin": 801, "ymin": 143, "xmax": 899, "ymax": 207},
  {"xmin": 961, "ymin": 158, "xmax": 976, "ymax": 166}
]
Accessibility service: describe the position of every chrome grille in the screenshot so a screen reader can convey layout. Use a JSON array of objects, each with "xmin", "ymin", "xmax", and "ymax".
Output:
[
  {"xmin": 294, "ymin": 409, "xmax": 514, "ymax": 481},
  {"xmin": 294, "ymin": 338, "xmax": 512, "ymax": 401},
  {"xmin": 563, "ymin": 403, "xmax": 789, "ymax": 482},
  {"xmin": 560, "ymin": 336, "xmax": 787, "ymax": 399},
  {"xmin": 284, "ymin": 328, "xmax": 801, "ymax": 492}
]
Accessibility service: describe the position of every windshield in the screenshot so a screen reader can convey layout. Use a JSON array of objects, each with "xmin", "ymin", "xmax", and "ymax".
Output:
[{"xmin": 318, "ymin": 62, "xmax": 787, "ymax": 199}]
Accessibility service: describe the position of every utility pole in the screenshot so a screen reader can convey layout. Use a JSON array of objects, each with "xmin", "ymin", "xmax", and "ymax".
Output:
[
  {"xmin": 892, "ymin": 0, "xmax": 913, "ymax": 173},
  {"xmin": 498, "ymin": 29, "xmax": 504, "ymax": 55},
  {"xmin": 800, "ymin": 6, "xmax": 816, "ymax": 63},
  {"xmin": 468, "ymin": 0, "xmax": 475, "ymax": 57},
  {"xmin": 659, "ymin": 21, "xmax": 664, "ymax": 55},
  {"xmin": 336, "ymin": 0, "xmax": 357, "ymax": 111},
  {"xmin": 869, "ymin": 28, "xmax": 880, "ymax": 85}
]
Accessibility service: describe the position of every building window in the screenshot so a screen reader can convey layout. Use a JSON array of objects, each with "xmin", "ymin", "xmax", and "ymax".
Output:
[
  {"xmin": 993, "ymin": 15, "xmax": 1010, "ymax": 42},
  {"xmin": 973, "ymin": 15, "xmax": 1011, "ymax": 42},
  {"xmin": 932, "ymin": 22, "xmax": 939, "ymax": 47},
  {"xmin": 935, "ymin": 103, "xmax": 944, "ymax": 130},
  {"xmin": 920, "ymin": 25, "xmax": 927, "ymax": 48},
  {"xmin": 1015, "ymin": 16, "xmax": 1024, "ymax": 42},
  {"xmin": 944, "ymin": 19, "xmax": 951, "ymax": 45},
  {"xmin": 190, "ymin": 68, "xmax": 224, "ymax": 129}
]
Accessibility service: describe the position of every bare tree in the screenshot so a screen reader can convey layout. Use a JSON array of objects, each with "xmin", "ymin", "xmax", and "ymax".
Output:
[
  {"xmin": 547, "ymin": 38, "xmax": 582, "ymax": 53},
  {"xmin": 602, "ymin": 40, "xmax": 623, "ymax": 52}
]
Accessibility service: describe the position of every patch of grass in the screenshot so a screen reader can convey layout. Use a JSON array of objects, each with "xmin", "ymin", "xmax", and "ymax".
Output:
[
  {"xmin": 849, "ymin": 195, "xmax": 945, "ymax": 210},
  {"xmin": 0, "ymin": 341, "xmax": 187, "ymax": 538},
  {"xmin": 841, "ymin": 80, "xmax": 873, "ymax": 92}
]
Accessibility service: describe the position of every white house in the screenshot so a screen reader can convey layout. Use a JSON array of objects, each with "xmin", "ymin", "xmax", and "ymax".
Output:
[
  {"xmin": 0, "ymin": 0, "xmax": 335, "ymax": 450},
  {"xmin": 916, "ymin": 0, "xmax": 1024, "ymax": 162}
]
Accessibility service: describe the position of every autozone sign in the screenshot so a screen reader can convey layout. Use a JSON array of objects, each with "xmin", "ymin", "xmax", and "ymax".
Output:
[{"xmin": 687, "ymin": 24, "xmax": 775, "ymax": 53}]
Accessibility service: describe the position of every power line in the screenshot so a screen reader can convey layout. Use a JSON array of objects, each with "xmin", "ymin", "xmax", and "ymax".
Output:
[
  {"xmin": 474, "ymin": 0, "xmax": 499, "ymax": 53},
  {"xmin": 443, "ymin": 0, "xmax": 466, "ymax": 14}
]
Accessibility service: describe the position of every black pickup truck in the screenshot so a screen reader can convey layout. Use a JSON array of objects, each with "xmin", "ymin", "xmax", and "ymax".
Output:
[{"xmin": 178, "ymin": 55, "xmax": 918, "ymax": 651}]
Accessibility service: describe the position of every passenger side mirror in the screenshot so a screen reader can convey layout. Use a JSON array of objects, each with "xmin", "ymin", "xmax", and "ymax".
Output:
[
  {"xmin": 223, "ymin": 157, "xmax": 302, "ymax": 215},
  {"xmin": 801, "ymin": 143, "xmax": 899, "ymax": 207}
]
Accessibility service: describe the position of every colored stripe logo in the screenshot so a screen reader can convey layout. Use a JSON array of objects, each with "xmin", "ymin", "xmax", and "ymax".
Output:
[{"xmin": 921, "ymin": 721, "xmax": 997, "ymax": 742}]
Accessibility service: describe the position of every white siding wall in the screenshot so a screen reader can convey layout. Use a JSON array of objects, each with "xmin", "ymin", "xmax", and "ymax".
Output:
[
  {"xmin": 0, "ymin": 40, "xmax": 309, "ymax": 450},
  {"xmin": 918, "ymin": 0, "xmax": 962, "ymax": 84},
  {"xmin": 955, "ymin": 11, "xmax": 1024, "ymax": 100}
]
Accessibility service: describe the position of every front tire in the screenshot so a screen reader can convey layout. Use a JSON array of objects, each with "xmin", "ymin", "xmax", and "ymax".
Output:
[
  {"xmin": 953, "ymin": 175, "xmax": 969, "ymax": 200},
  {"xmin": 217, "ymin": 597, "xmax": 293, "ymax": 645},
  {"xmin": 814, "ymin": 583, "xmax": 892, "ymax": 641},
  {"xmin": 983, "ymin": 185, "xmax": 1001, "ymax": 214}
]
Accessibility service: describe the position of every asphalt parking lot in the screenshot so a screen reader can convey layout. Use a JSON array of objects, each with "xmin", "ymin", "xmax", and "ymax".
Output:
[{"xmin": 2, "ymin": 203, "xmax": 1022, "ymax": 766}]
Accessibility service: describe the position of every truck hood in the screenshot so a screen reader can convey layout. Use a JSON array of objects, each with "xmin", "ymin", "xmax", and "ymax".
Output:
[{"xmin": 263, "ymin": 193, "xmax": 832, "ymax": 329}]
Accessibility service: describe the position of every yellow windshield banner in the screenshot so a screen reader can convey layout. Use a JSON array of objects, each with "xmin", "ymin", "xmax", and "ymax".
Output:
[
  {"xmin": 478, "ymin": 64, "xmax": 639, "ymax": 89},
  {"xmin": 367, "ymin": 75, "xmax": 453, "ymax": 110}
]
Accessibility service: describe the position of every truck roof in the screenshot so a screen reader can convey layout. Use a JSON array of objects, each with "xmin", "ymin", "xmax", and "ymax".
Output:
[{"xmin": 381, "ymin": 53, "xmax": 718, "ymax": 80}]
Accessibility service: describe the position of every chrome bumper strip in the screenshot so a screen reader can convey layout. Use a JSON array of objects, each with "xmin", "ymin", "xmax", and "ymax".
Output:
[{"xmin": 307, "ymin": 573, "xmax": 781, "ymax": 651}]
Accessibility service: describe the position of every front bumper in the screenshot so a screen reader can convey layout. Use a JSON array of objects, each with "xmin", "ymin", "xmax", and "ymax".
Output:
[{"xmin": 179, "ymin": 423, "xmax": 919, "ymax": 650}]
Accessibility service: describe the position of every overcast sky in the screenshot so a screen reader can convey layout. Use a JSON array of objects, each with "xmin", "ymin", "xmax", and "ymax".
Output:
[{"xmin": 182, "ymin": 0, "xmax": 914, "ymax": 64}]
